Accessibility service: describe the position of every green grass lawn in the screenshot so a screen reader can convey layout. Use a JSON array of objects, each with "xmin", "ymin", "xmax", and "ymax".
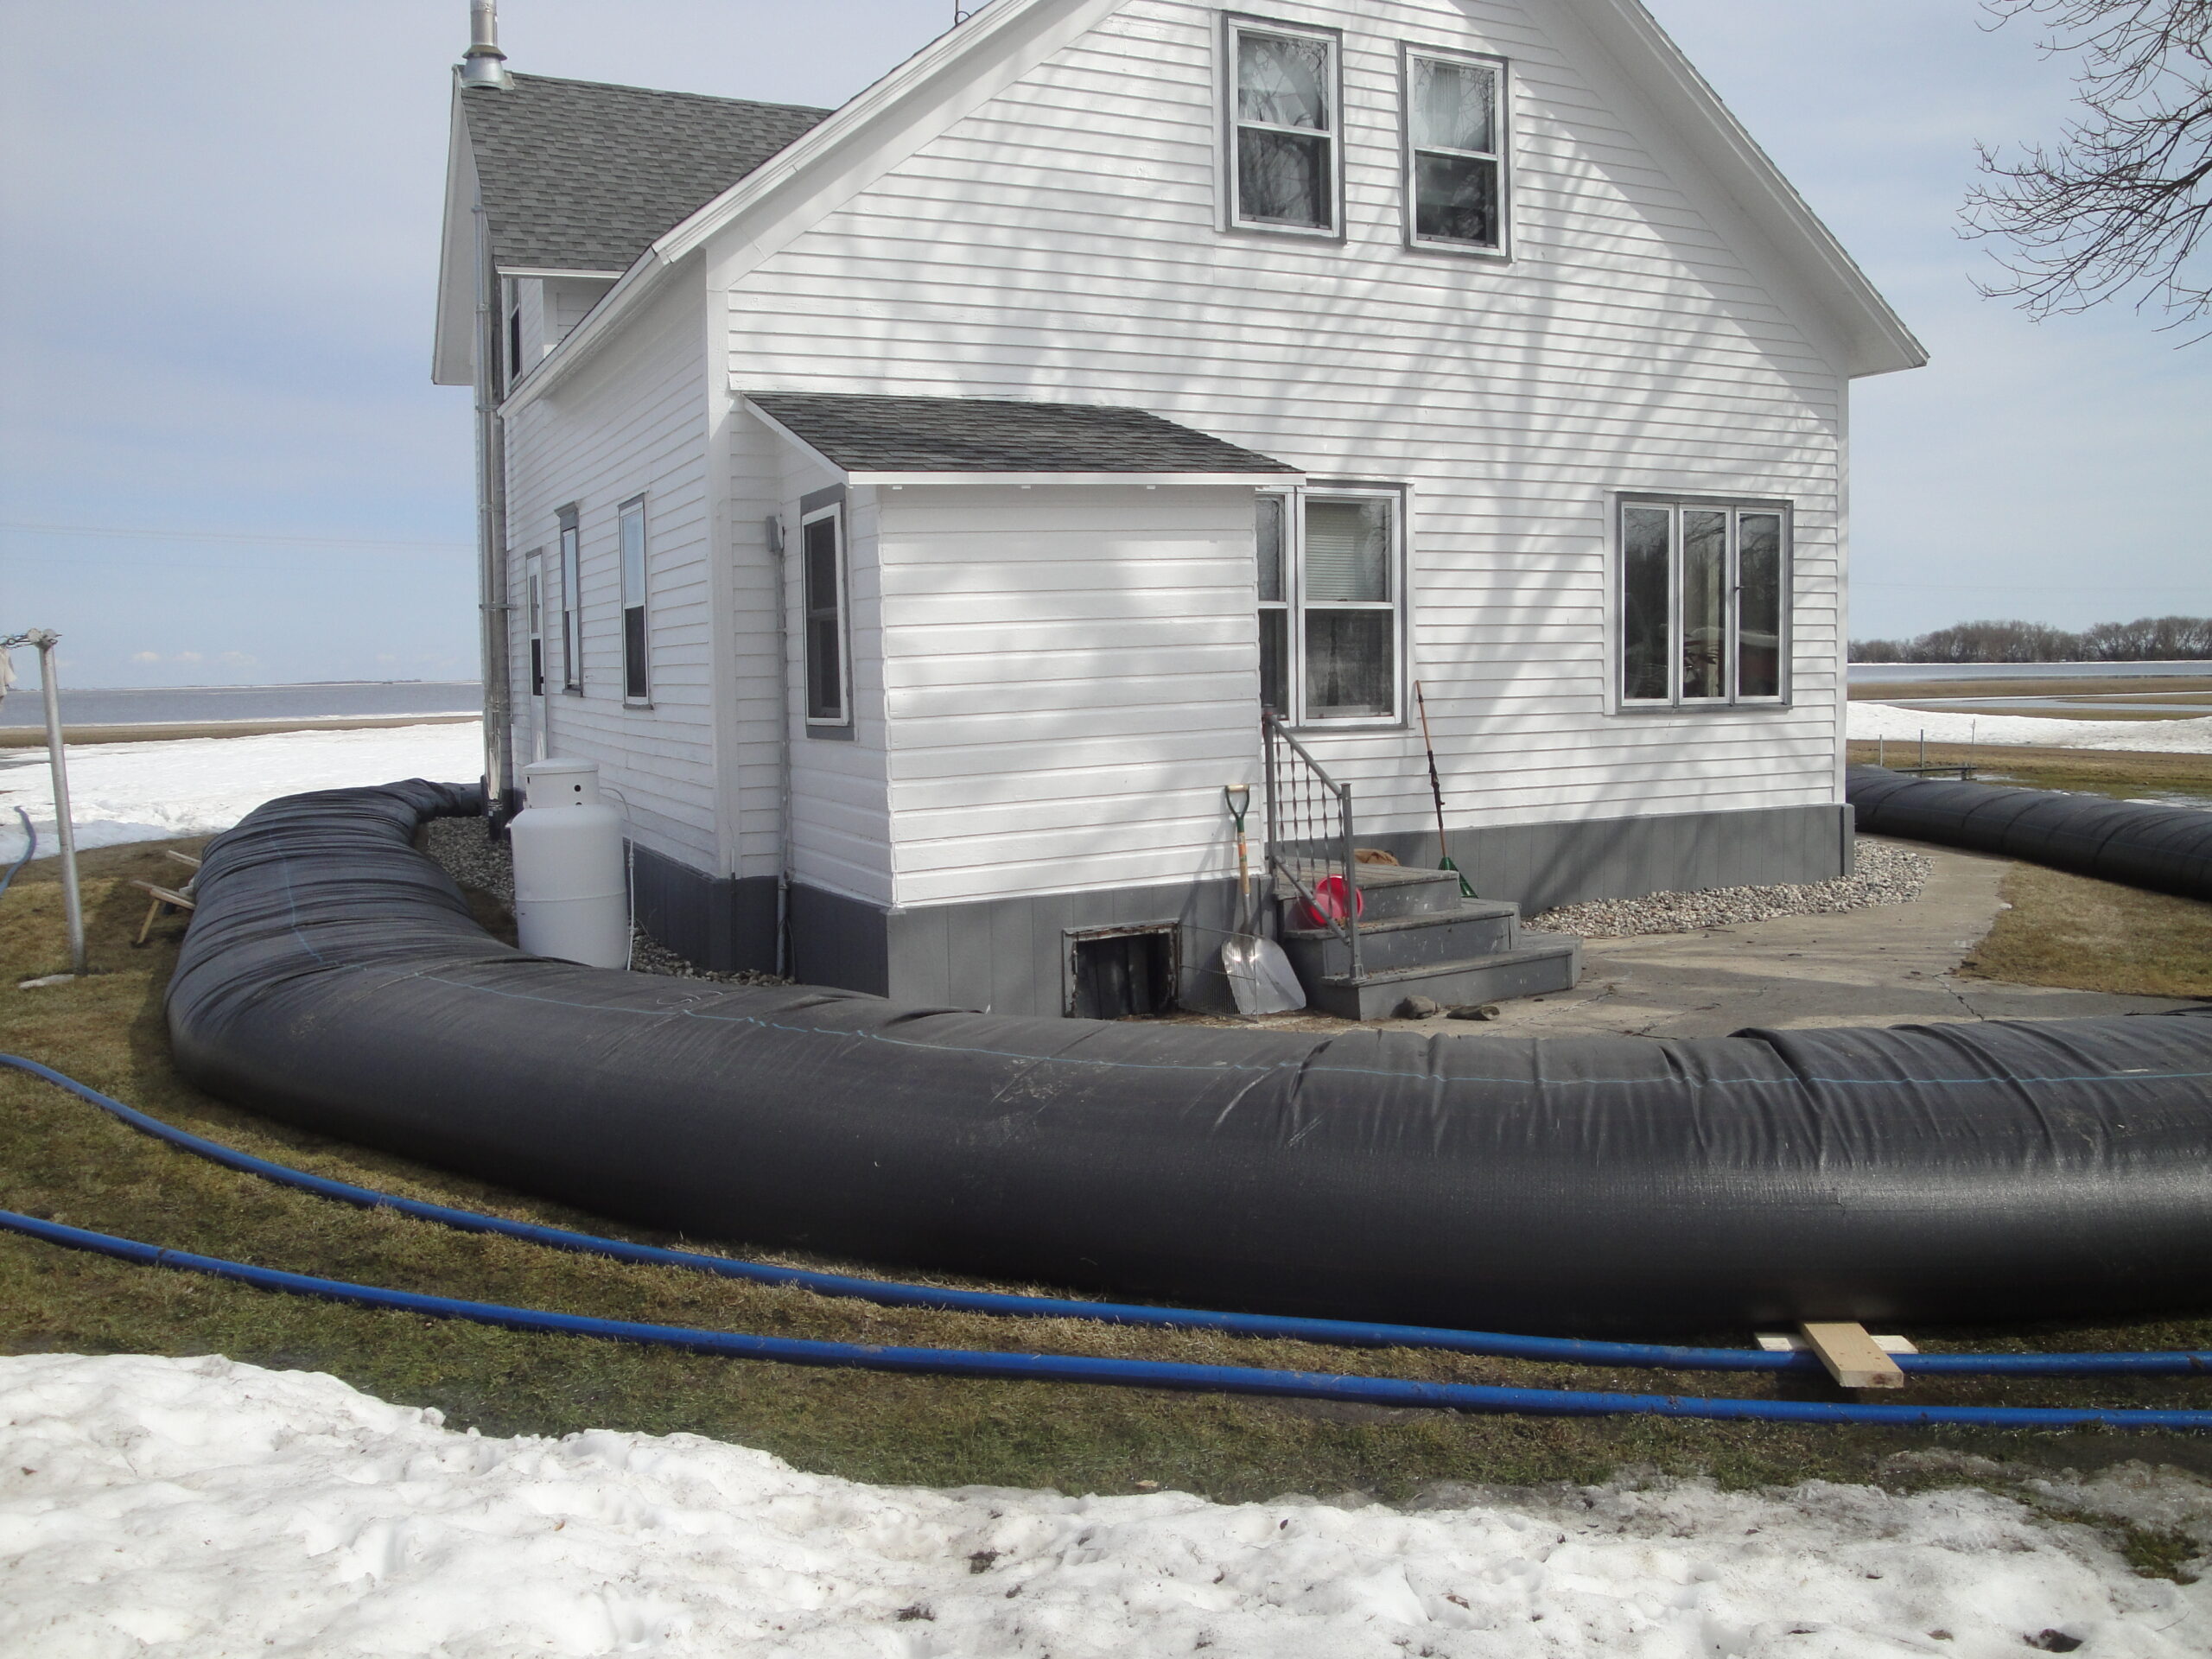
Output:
[{"xmin": 3, "ymin": 837, "xmax": 2211, "ymax": 1541}]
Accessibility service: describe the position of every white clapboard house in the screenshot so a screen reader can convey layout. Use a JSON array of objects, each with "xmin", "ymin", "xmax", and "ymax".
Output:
[{"xmin": 433, "ymin": 0, "xmax": 1922, "ymax": 1018}]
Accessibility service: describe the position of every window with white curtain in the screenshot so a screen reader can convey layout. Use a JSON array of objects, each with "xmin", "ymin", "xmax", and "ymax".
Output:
[
  {"xmin": 1403, "ymin": 46, "xmax": 1509, "ymax": 255},
  {"xmin": 1226, "ymin": 17, "xmax": 1341, "ymax": 235},
  {"xmin": 1618, "ymin": 497, "xmax": 1789, "ymax": 708},
  {"xmin": 1255, "ymin": 487, "xmax": 1405, "ymax": 724}
]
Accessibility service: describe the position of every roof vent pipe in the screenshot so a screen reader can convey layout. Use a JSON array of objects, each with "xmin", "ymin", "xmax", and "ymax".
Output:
[{"xmin": 460, "ymin": 0, "xmax": 513, "ymax": 89}]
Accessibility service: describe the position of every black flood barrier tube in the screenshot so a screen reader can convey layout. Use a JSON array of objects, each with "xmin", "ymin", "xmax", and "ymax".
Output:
[
  {"xmin": 9, "ymin": 1207, "xmax": 2212, "ymax": 1430},
  {"xmin": 164, "ymin": 781, "xmax": 2212, "ymax": 1338},
  {"xmin": 1847, "ymin": 764, "xmax": 2212, "ymax": 903},
  {"xmin": 15, "ymin": 1052, "xmax": 2209, "ymax": 1377}
]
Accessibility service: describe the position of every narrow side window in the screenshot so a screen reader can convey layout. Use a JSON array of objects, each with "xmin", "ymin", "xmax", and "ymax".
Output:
[
  {"xmin": 1737, "ymin": 513, "xmax": 1785, "ymax": 700},
  {"xmin": 1405, "ymin": 48, "xmax": 1506, "ymax": 253},
  {"xmin": 1255, "ymin": 494, "xmax": 1289, "ymax": 715},
  {"xmin": 556, "ymin": 506, "xmax": 582, "ymax": 693},
  {"xmin": 1229, "ymin": 21, "xmax": 1339, "ymax": 234},
  {"xmin": 801, "ymin": 504, "xmax": 849, "ymax": 727},
  {"xmin": 524, "ymin": 554, "xmax": 544, "ymax": 697},
  {"xmin": 619, "ymin": 496, "xmax": 650, "ymax": 702},
  {"xmin": 1620, "ymin": 506, "xmax": 1672, "ymax": 704}
]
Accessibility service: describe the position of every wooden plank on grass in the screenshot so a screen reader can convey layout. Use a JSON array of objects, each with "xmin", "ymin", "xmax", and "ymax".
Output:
[{"xmin": 1799, "ymin": 1321, "xmax": 1907, "ymax": 1389}]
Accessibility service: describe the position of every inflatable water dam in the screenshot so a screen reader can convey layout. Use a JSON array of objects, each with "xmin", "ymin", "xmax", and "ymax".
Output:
[
  {"xmin": 1848, "ymin": 764, "xmax": 2212, "ymax": 903},
  {"xmin": 163, "ymin": 779, "xmax": 2212, "ymax": 1338}
]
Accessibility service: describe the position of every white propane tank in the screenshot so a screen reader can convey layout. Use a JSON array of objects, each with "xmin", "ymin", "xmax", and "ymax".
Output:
[{"xmin": 509, "ymin": 759, "xmax": 630, "ymax": 967}]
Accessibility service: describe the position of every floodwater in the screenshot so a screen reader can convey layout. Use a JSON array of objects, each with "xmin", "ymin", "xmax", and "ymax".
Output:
[
  {"xmin": 0, "ymin": 681, "xmax": 482, "ymax": 728},
  {"xmin": 1848, "ymin": 660, "xmax": 2209, "ymax": 684}
]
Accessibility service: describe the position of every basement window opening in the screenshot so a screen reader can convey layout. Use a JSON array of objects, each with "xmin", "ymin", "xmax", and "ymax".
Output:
[{"xmin": 1067, "ymin": 925, "xmax": 1179, "ymax": 1020}]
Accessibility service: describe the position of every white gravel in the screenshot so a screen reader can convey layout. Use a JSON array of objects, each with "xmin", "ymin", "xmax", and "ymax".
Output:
[
  {"xmin": 1528, "ymin": 842, "xmax": 1931, "ymax": 939},
  {"xmin": 4, "ymin": 1353, "xmax": 2208, "ymax": 1659}
]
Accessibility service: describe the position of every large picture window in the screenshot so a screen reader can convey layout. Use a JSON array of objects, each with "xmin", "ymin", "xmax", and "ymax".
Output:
[
  {"xmin": 1403, "ymin": 46, "xmax": 1508, "ymax": 254},
  {"xmin": 1226, "ymin": 17, "xmax": 1341, "ymax": 236},
  {"xmin": 1256, "ymin": 487, "xmax": 1404, "ymax": 724},
  {"xmin": 556, "ymin": 505, "xmax": 582, "ymax": 693},
  {"xmin": 800, "ymin": 499, "xmax": 849, "ymax": 728},
  {"xmin": 619, "ymin": 495, "xmax": 650, "ymax": 703},
  {"xmin": 1619, "ymin": 498, "xmax": 1789, "ymax": 708}
]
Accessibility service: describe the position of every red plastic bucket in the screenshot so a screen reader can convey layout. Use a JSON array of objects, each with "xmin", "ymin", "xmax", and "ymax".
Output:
[{"xmin": 1301, "ymin": 874, "xmax": 1365, "ymax": 928}]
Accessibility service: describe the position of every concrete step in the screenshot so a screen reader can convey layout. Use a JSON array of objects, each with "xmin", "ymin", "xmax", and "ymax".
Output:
[
  {"xmin": 1274, "ymin": 860, "xmax": 1469, "ymax": 922},
  {"xmin": 1279, "ymin": 901, "xmax": 1521, "ymax": 980},
  {"xmin": 1303, "ymin": 935, "xmax": 1582, "ymax": 1022}
]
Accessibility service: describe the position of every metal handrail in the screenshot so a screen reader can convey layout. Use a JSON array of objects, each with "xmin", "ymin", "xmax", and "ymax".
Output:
[{"xmin": 1261, "ymin": 712, "xmax": 1363, "ymax": 982}]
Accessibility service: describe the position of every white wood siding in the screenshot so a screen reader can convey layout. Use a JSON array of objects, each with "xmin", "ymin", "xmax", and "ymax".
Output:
[
  {"xmin": 880, "ymin": 486, "xmax": 1259, "ymax": 906},
  {"xmin": 502, "ymin": 264, "xmax": 718, "ymax": 870},
  {"xmin": 717, "ymin": 0, "xmax": 1850, "ymax": 903}
]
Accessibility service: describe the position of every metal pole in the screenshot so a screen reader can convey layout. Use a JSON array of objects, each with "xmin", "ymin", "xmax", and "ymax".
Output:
[
  {"xmin": 1338, "ymin": 780, "xmax": 1362, "ymax": 982},
  {"xmin": 473, "ymin": 201, "xmax": 516, "ymax": 825},
  {"xmin": 29, "ymin": 632, "xmax": 86, "ymax": 976}
]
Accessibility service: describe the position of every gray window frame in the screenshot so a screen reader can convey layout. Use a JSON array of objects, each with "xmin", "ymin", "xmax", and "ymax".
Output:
[
  {"xmin": 1400, "ymin": 42, "xmax": 1512, "ymax": 260},
  {"xmin": 1255, "ymin": 481, "xmax": 1410, "ymax": 729},
  {"xmin": 1222, "ymin": 13, "xmax": 1346, "ymax": 243},
  {"xmin": 1612, "ymin": 493, "xmax": 1793, "ymax": 712},
  {"xmin": 798, "ymin": 492, "xmax": 852, "ymax": 734},
  {"xmin": 619, "ymin": 494, "xmax": 652, "ymax": 707},
  {"xmin": 556, "ymin": 505, "xmax": 582, "ymax": 695}
]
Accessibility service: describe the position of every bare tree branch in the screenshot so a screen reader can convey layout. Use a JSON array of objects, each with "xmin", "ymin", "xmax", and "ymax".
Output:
[{"xmin": 1962, "ymin": 0, "xmax": 2212, "ymax": 336}]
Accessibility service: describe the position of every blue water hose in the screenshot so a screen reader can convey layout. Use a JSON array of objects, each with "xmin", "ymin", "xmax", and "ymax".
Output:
[
  {"xmin": 7, "ymin": 1053, "xmax": 2208, "ymax": 1381},
  {"xmin": 2, "ymin": 1206, "xmax": 2208, "ymax": 1431}
]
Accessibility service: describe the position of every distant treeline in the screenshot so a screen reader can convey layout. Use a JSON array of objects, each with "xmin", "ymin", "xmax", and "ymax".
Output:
[{"xmin": 1851, "ymin": 616, "xmax": 2212, "ymax": 664}]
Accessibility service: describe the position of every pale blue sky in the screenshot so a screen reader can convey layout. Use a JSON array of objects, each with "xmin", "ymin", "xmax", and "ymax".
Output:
[{"xmin": 1, "ymin": 0, "xmax": 2203, "ymax": 687}]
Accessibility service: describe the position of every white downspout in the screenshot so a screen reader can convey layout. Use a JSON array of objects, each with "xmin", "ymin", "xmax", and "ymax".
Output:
[{"xmin": 472, "ymin": 200, "xmax": 515, "ymax": 820}]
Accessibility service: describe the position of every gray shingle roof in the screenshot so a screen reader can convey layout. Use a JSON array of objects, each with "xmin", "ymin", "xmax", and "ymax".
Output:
[
  {"xmin": 747, "ymin": 393, "xmax": 1300, "ymax": 475},
  {"xmin": 461, "ymin": 73, "xmax": 830, "ymax": 273}
]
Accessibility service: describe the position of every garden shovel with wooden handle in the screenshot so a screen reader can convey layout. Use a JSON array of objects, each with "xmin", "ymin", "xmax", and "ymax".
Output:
[{"xmin": 1219, "ymin": 784, "xmax": 1303, "ymax": 1018}]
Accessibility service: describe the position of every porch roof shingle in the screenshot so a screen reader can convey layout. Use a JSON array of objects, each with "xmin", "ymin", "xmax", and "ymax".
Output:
[
  {"xmin": 745, "ymin": 392, "xmax": 1300, "ymax": 477},
  {"xmin": 462, "ymin": 73, "xmax": 831, "ymax": 274}
]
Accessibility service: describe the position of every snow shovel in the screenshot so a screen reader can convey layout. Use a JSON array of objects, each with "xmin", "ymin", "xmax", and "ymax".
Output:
[
  {"xmin": 1414, "ymin": 682, "xmax": 1478, "ymax": 899},
  {"xmin": 1220, "ymin": 785, "xmax": 1303, "ymax": 1017}
]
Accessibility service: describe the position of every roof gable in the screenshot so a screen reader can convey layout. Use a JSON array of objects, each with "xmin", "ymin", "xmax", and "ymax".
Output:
[{"xmin": 461, "ymin": 73, "xmax": 830, "ymax": 274}]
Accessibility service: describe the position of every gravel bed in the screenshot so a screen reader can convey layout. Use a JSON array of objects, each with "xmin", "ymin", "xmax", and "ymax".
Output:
[
  {"xmin": 421, "ymin": 817, "xmax": 788, "ymax": 987},
  {"xmin": 1526, "ymin": 839, "xmax": 1931, "ymax": 939}
]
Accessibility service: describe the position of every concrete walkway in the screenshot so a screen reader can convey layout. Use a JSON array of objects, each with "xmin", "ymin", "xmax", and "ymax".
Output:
[
  {"xmin": 1465, "ymin": 837, "xmax": 2194, "ymax": 1040},
  {"xmin": 1199, "ymin": 836, "xmax": 2196, "ymax": 1039}
]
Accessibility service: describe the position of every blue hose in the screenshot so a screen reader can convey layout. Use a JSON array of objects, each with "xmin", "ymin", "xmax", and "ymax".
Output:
[
  {"xmin": 3, "ymin": 1206, "xmax": 2208, "ymax": 1430},
  {"xmin": 7, "ymin": 1052, "xmax": 2209, "ymax": 1381},
  {"xmin": 0, "ymin": 808, "xmax": 33, "ymax": 900}
]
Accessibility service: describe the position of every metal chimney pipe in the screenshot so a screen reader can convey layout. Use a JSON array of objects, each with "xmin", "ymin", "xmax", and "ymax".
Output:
[{"xmin": 460, "ymin": 0, "xmax": 512, "ymax": 88}]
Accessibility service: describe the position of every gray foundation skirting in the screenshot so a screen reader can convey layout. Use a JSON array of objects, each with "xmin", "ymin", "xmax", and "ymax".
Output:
[{"xmin": 628, "ymin": 802, "xmax": 1854, "ymax": 1011}]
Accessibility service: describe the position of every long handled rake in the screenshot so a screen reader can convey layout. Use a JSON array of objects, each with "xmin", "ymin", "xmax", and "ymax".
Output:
[{"xmin": 1414, "ymin": 682, "xmax": 1476, "ymax": 898}]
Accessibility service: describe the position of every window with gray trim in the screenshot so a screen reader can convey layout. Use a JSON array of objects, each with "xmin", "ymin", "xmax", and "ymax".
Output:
[
  {"xmin": 556, "ymin": 506, "xmax": 582, "ymax": 693},
  {"xmin": 1619, "ymin": 499, "xmax": 1789, "ymax": 707},
  {"xmin": 1404, "ymin": 46, "xmax": 1508, "ymax": 253},
  {"xmin": 800, "ymin": 500, "xmax": 849, "ymax": 726},
  {"xmin": 619, "ymin": 495, "xmax": 650, "ymax": 702},
  {"xmin": 1226, "ymin": 17, "xmax": 1340, "ymax": 234},
  {"xmin": 1256, "ymin": 486, "xmax": 1404, "ymax": 723}
]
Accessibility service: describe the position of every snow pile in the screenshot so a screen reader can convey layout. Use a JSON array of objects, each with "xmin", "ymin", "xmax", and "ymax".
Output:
[
  {"xmin": 3, "ymin": 1354, "xmax": 2207, "ymax": 1657},
  {"xmin": 0, "ymin": 721, "xmax": 482, "ymax": 861},
  {"xmin": 1851, "ymin": 702, "xmax": 2212, "ymax": 754}
]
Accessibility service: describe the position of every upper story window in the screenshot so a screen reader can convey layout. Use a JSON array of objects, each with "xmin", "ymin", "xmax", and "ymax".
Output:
[
  {"xmin": 1257, "ymin": 486, "xmax": 1405, "ymax": 725},
  {"xmin": 1404, "ymin": 46, "xmax": 1509, "ymax": 255},
  {"xmin": 1618, "ymin": 497, "xmax": 1790, "ymax": 709},
  {"xmin": 1226, "ymin": 17, "xmax": 1342, "ymax": 237},
  {"xmin": 800, "ymin": 496, "xmax": 850, "ymax": 730}
]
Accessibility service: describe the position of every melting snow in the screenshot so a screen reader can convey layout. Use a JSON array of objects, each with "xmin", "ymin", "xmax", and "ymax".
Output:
[
  {"xmin": 2, "ymin": 1353, "xmax": 2207, "ymax": 1657},
  {"xmin": 0, "ymin": 721, "xmax": 482, "ymax": 861},
  {"xmin": 1850, "ymin": 702, "xmax": 2212, "ymax": 755}
]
